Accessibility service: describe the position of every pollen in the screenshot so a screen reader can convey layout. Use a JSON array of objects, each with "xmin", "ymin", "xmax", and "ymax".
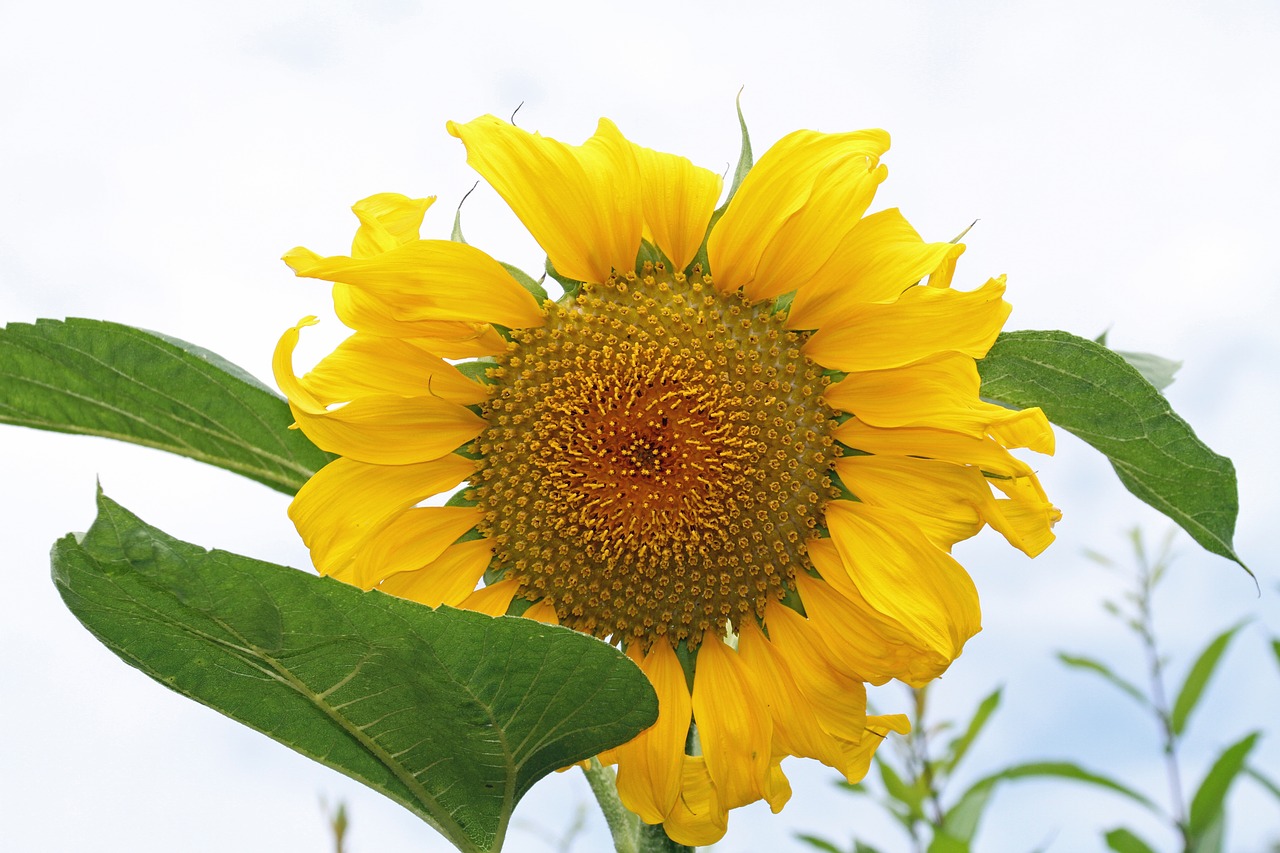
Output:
[{"xmin": 471, "ymin": 263, "xmax": 840, "ymax": 650}]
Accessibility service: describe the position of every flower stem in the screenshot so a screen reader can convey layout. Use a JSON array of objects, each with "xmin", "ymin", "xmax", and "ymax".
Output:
[
  {"xmin": 637, "ymin": 822, "xmax": 694, "ymax": 853},
  {"xmin": 581, "ymin": 758, "xmax": 640, "ymax": 853}
]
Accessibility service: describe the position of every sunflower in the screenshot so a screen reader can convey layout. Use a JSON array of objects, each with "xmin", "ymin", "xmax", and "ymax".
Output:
[{"xmin": 274, "ymin": 114, "xmax": 1060, "ymax": 845}]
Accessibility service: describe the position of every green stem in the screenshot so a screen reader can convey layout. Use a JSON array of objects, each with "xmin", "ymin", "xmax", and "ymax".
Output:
[
  {"xmin": 581, "ymin": 758, "xmax": 640, "ymax": 853},
  {"xmin": 637, "ymin": 822, "xmax": 694, "ymax": 853}
]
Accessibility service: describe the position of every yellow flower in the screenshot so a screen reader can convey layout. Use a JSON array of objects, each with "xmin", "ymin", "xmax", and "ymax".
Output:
[{"xmin": 275, "ymin": 115, "xmax": 1060, "ymax": 845}]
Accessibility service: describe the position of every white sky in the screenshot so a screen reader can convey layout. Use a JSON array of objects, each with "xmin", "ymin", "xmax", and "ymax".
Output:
[{"xmin": 2, "ymin": 1, "xmax": 1278, "ymax": 851}]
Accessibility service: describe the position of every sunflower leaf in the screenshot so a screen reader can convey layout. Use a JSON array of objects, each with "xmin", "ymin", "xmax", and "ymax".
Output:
[
  {"xmin": 976, "ymin": 330, "xmax": 1247, "ymax": 574},
  {"xmin": 0, "ymin": 318, "xmax": 331, "ymax": 494},
  {"xmin": 51, "ymin": 491, "xmax": 659, "ymax": 853},
  {"xmin": 1114, "ymin": 350, "xmax": 1182, "ymax": 392}
]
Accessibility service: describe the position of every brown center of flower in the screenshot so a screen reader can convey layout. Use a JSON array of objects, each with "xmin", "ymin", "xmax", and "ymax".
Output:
[{"xmin": 471, "ymin": 263, "xmax": 840, "ymax": 650}]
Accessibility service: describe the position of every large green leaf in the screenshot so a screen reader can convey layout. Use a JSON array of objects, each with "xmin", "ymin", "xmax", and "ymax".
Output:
[
  {"xmin": 1188, "ymin": 731, "xmax": 1260, "ymax": 840},
  {"xmin": 977, "ymin": 330, "xmax": 1246, "ymax": 572},
  {"xmin": 0, "ymin": 318, "xmax": 331, "ymax": 493},
  {"xmin": 1170, "ymin": 621, "xmax": 1245, "ymax": 736},
  {"xmin": 51, "ymin": 491, "xmax": 659, "ymax": 853}
]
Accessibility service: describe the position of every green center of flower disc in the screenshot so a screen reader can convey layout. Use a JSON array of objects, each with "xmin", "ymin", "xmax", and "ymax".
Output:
[{"xmin": 472, "ymin": 263, "xmax": 840, "ymax": 649}]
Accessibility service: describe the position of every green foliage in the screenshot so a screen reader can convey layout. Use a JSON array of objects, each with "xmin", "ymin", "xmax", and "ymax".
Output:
[
  {"xmin": 53, "ymin": 491, "xmax": 659, "ymax": 853},
  {"xmin": 806, "ymin": 528, "xmax": 1271, "ymax": 853},
  {"xmin": 1055, "ymin": 653, "xmax": 1150, "ymax": 710},
  {"xmin": 1105, "ymin": 827, "xmax": 1160, "ymax": 853},
  {"xmin": 977, "ymin": 330, "xmax": 1246, "ymax": 572},
  {"xmin": 1171, "ymin": 623, "xmax": 1246, "ymax": 737},
  {"xmin": 0, "ymin": 318, "xmax": 332, "ymax": 493},
  {"xmin": 1187, "ymin": 732, "xmax": 1260, "ymax": 842}
]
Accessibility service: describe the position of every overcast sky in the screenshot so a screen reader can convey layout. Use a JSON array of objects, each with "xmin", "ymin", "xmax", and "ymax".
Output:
[{"xmin": 2, "ymin": 2, "xmax": 1278, "ymax": 851}]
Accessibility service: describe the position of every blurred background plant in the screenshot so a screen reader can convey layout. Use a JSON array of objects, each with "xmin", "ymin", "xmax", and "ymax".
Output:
[{"xmin": 797, "ymin": 529, "xmax": 1279, "ymax": 853}]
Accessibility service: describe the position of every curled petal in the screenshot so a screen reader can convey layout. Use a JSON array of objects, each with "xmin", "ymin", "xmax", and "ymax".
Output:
[
  {"xmin": 691, "ymin": 632, "xmax": 772, "ymax": 810},
  {"xmin": 804, "ymin": 277, "xmax": 1010, "ymax": 371},
  {"xmin": 348, "ymin": 506, "xmax": 483, "ymax": 589},
  {"xmin": 613, "ymin": 642, "xmax": 692, "ymax": 825},
  {"xmin": 661, "ymin": 755, "xmax": 728, "ymax": 846},
  {"xmin": 289, "ymin": 454, "xmax": 474, "ymax": 584},
  {"xmin": 377, "ymin": 538, "xmax": 493, "ymax": 607},
  {"xmin": 284, "ymin": 239, "xmax": 545, "ymax": 329},
  {"xmin": 331, "ymin": 282, "xmax": 509, "ymax": 354},
  {"xmin": 709, "ymin": 128, "xmax": 890, "ymax": 294},
  {"xmin": 631, "ymin": 142, "xmax": 722, "ymax": 271},
  {"xmin": 788, "ymin": 208, "xmax": 966, "ymax": 330},
  {"xmin": 458, "ymin": 578, "xmax": 519, "ymax": 616},
  {"xmin": 448, "ymin": 115, "xmax": 641, "ymax": 284},
  {"xmin": 273, "ymin": 319, "xmax": 485, "ymax": 465},
  {"xmin": 348, "ymin": 193, "xmax": 435, "ymax": 258},
  {"xmin": 814, "ymin": 501, "xmax": 983, "ymax": 685},
  {"xmin": 762, "ymin": 602, "xmax": 868, "ymax": 742}
]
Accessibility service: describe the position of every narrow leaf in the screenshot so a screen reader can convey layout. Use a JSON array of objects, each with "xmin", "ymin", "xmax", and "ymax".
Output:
[
  {"xmin": 937, "ymin": 783, "xmax": 995, "ymax": 845},
  {"xmin": 926, "ymin": 833, "xmax": 970, "ymax": 853},
  {"xmin": 962, "ymin": 761, "xmax": 1158, "ymax": 812},
  {"xmin": 52, "ymin": 491, "xmax": 659, "ymax": 853},
  {"xmin": 724, "ymin": 88, "xmax": 754, "ymax": 207},
  {"xmin": 944, "ymin": 687, "xmax": 1003, "ymax": 773},
  {"xmin": 977, "ymin": 330, "xmax": 1247, "ymax": 572},
  {"xmin": 1056, "ymin": 653, "xmax": 1150, "ymax": 710},
  {"xmin": 1171, "ymin": 621, "xmax": 1246, "ymax": 736},
  {"xmin": 795, "ymin": 835, "xmax": 847, "ymax": 853},
  {"xmin": 1245, "ymin": 765, "xmax": 1280, "ymax": 801},
  {"xmin": 0, "ymin": 318, "xmax": 331, "ymax": 494},
  {"xmin": 1104, "ymin": 828, "xmax": 1159, "ymax": 853},
  {"xmin": 1188, "ymin": 731, "xmax": 1261, "ymax": 838}
]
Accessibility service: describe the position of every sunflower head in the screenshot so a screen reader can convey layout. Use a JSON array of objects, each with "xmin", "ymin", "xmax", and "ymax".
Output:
[{"xmin": 276, "ymin": 112, "xmax": 1059, "ymax": 845}]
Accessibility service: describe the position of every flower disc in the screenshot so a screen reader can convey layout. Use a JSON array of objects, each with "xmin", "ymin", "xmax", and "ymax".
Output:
[{"xmin": 473, "ymin": 263, "xmax": 840, "ymax": 648}]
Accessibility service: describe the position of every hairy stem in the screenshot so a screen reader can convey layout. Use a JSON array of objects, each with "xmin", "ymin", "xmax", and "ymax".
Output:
[{"xmin": 581, "ymin": 758, "xmax": 640, "ymax": 853}]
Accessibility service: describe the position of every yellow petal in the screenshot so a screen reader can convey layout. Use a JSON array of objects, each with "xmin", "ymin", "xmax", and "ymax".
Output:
[
  {"xmin": 459, "ymin": 578, "xmax": 519, "ymax": 616},
  {"xmin": 289, "ymin": 453, "xmax": 475, "ymax": 585},
  {"xmin": 803, "ymin": 277, "xmax": 1010, "ymax": 371},
  {"xmin": 348, "ymin": 506, "xmax": 484, "ymax": 589},
  {"xmin": 987, "ymin": 405, "xmax": 1056, "ymax": 455},
  {"xmin": 331, "ymin": 282, "xmax": 509, "ymax": 355},
  {"xmin": 737, "ymin": 620, "xmax": 865, "ymax": 781},
  {"xmin": 761, "ymin": 601, "xmax": 868, "ymax": 742},
  {"xmin": 833, "ymin": 714, "xmax": 912, "ymax": 783},
  {"xmin": 834, "ymin": 419, "xmax": 1048, "ymax": 486},
  {"xmin": 448, "ymin": 115, "xmax": 642, "ymax": 284},
  {"xmin": 787, "ymin": 208, "xmax": 965, "ymax": 330},
  {"xmin": 284, "ymin": 239, "xmax": 545, "ymax": 329},
  {"xmin": 274, "ymin": 321, "xmax": 485, "ymax": 464},
  {"xmin": 709, "ymin": 128, "xmax": 890, "ymax": 294},
  {"xmin": 301, "ymin": 331, "xmax": 490, "ymax": 407},
  {"xmin": 377, "ymin": 538, "xmax": 493, "ymax": 607},
  {"xmin": 614, "ymin": 642, "xmax": 692, "ymax": 825},
  {"xmin": 823, "ymin": 352, "xmax": 1000, "ymax": 437},
  {"xmin": 631, "ymin": 141, "xmax": 722, "ymax": 271},
  {"xmin": 835, "ymin": 455, "xmax": 986, "ymax": 549},
  {"xmin": 819, "ymin": 501, "xmax": 982, "ymax": 685},
  {"xmin": 349, "ymin": 193, "xmax": 435, "ymax": 258},
  {"xmin": 743, "ymin": 156, "xmax": 887, "ymax": 302},
  {"xmin": 691, "ymin": 633, "xmax": 772, "ymax": 810},
  {"xmin": 523, "ymin": 598, "xmax": 560, "ymax": 625},
  {"xmin": 661, "ymin": 755, "xmax": 728, "ymax": 847}
]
